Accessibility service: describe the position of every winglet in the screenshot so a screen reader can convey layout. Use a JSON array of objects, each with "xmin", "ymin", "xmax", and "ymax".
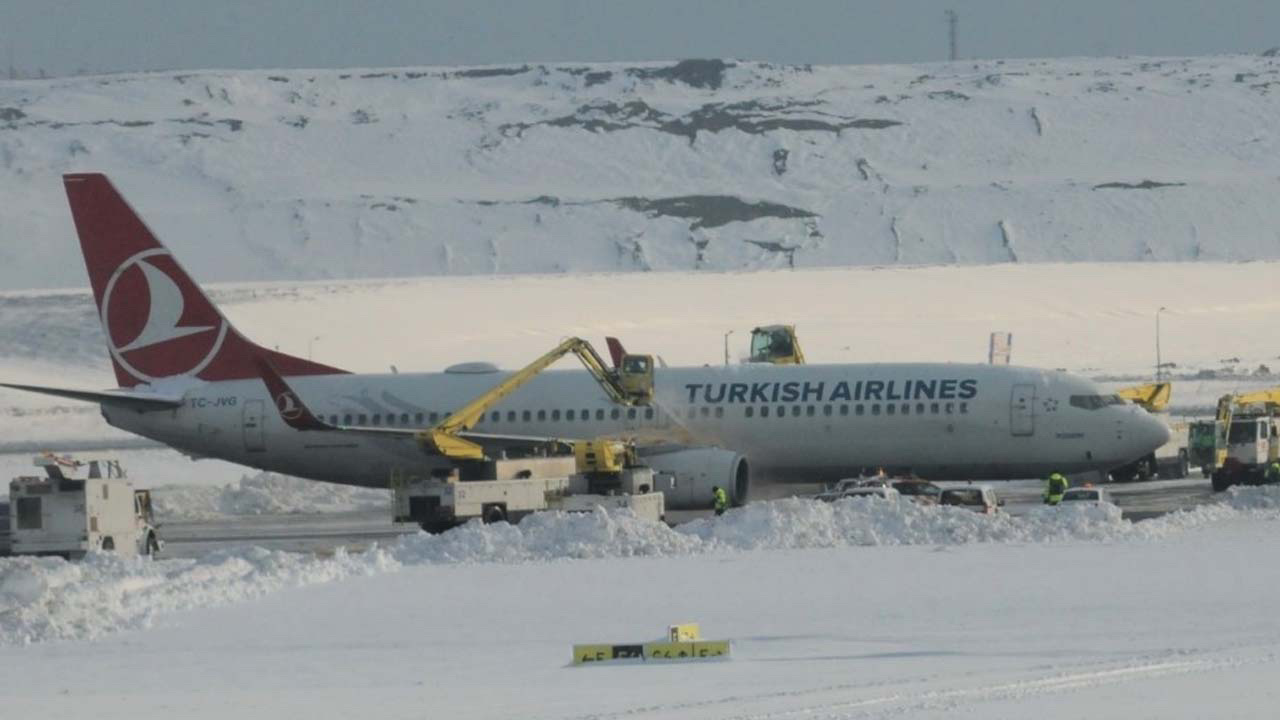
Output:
[
  {"xmin": 252, "ymin": 356, "xmax": 332, "ymax": 431},
  {"xmin": 605, "ymin": 337, "xmax": 626, "ymax": 369}
]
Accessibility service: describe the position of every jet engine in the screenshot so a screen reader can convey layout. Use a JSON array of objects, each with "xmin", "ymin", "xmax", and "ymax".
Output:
[{"xmin": 638, "ymin": 447, "xmax": 750, "ymax": 510}]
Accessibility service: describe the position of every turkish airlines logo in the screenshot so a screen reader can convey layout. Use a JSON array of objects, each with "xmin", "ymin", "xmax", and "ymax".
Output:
[
  {"xmin": 275, "ymin": 390, "xmax": 303, "ymax": 420},
  {"xmin": 100, "ymin": 248, "xmax": 227, "ymax": 383}
]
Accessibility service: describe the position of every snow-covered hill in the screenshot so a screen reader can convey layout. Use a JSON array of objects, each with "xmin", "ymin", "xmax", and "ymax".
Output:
[{"xmin": 4, "ymin": 55, "xmax": 1280, "ymax": 289}]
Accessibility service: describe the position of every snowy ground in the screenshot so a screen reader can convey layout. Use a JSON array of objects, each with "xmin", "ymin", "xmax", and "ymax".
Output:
[{"xmin": 2, "ymin": 488, "xmax": 1279, "ymax": 718}]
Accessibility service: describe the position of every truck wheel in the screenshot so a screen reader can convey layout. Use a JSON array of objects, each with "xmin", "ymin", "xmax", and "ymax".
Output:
[
  {"xmin": 1176, "ymin": 453, "xmax": 1189, "ymax": 479},
  {"xmin": 482, "ymin": 504, "xmax": 507, "ymax": 524},
  {"xmin": 100, "ymin": 537, "xmax": 115, "ymax": 552},
  {"xmin": 1211, "ymin": 472, "xmax": 1232, "ymax": 493}
]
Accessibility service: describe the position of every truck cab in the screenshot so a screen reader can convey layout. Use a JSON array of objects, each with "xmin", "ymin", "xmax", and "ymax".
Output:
[{"xmin": 1212, "ymin": 414, "xmax": 1280, "ymax": 491}]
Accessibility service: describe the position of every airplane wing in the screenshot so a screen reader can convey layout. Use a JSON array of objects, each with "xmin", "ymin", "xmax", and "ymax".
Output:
[
  {"xmin": 251, "ymin": 356, "xmax": 581, "ymax": 449},
  {"xmin": 0, "ymin": 382, "xmax": 185, "ymax": 411}
]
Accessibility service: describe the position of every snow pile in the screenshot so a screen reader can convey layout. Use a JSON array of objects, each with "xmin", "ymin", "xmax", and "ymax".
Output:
[
  {"xmin": 0, "ymin": 546, "xmax": 394, "ymax": 645},
  {"xmin": 1222, "ymin": 484, "xmax": 1280, "ymax": 511},
  {"xmin": 5, "ymin": 495, "xmax": 1278, "ymax": 645},
  {"xmin": 4, "ymin": 55, "xmax": 1280, "ymax": 290},
  {"xmin": 151, "ymin": 473, "xmax": 390, "ymax": 521}
]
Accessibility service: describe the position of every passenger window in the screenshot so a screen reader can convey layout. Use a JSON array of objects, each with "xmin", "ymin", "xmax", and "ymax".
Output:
[
  {"xmin": 840, "ymin": 404, "xmax": 849, "ymax": 416},
  {"xmin": 856, "ymin": 404, "xmax": 865, "ymax": 416},
  {"xmin": 745, "ymin": 406, "xmax": 755, "ymax": 418},
  {"xmin": 806, "ymin": 406, "xmax": 815, "ymax": 417},
  {"xmin": 793, "ymin": 405, "xmax": 801, "ymax": 417},
  {"xmin": 329, "ymin": 415, "xmax": 338, "ymax": 425},
  {"xmin": 761, "ymin": 406, "xmax": 770, "ymax": 418},
  {"xmin": 551, "ymin": 409, "xmax": 560, "ymax": 421},
  {"xmin": 686, "ymin": 407, "xmax": 696, "ymax": 419},
  {"xmin": 916, "ymin": 403, "xmax": 924, "ymax": 415},
  {"xmin": 415, "ymin": 413, "xmax": 425, "ymax": 424},
  {"xmin": 372, "ymin": 414, "xmax": 381, "ymax": 426},
  {"xmin": 343, "ymin": 414, "xmax": 352, "ymax": 425},
  {"xmin": 823, "ymin": 405, "xmax": 832, "ymax": 417},
  {"xmin": 430, "ymin": 412, "xmax": 439, "ymax": 423},
  {"xmin": 959, "ymin": 402, "xmax": 969, "ymax": 414},
  {"xmin": 930, "ymin": 403, "xmax": 939, "ymax": 414},
  {"xmin": 700, "ymin": 407, "xmax": 710, "ymax": 418},
  {"xmin": 611, "ymin": 409, "xmax": 621, "ymax": 420},
  {"xmin": 491, "ymin": 411, "xmax": 500, "ymax": 423},
  {"xmin": 522, "ymin": 410, "xmax": 531, "ymax": 422},
  {"xmin": 645, "ymin": 408, "xmax": 655, "ymax": 420},
  {"xmin": 887, "ymin": 404, "xmax": 896, "ymax": 416},
  {"xmin": 566, "ymin": 409, "xmax": 575, "ymax": 421},
  {"xmin": 358, "ymin": 414, "xmax": 367, "ymax": 425},
  {"xmin": 946, "ymin": 403, "xmax": 955, "ymax": 414},
  {"xmin": 627, "ymin": 408, "xmax": 637, "ymax": 420},
  {"xmin": 901, "ymin": 404, "xmax": 910, "ymax": 416},
  {"xmin": 581, "ymin": 409, "xmax": 589, "ymax": 420},
  {"xmin": 537, "ymin": 410, "xmax": 546, "ymax": 421},
  {"xmin": 596, "ymin": 409, "xmax": 605, "ymax": 421},
  {"xmin": 714, "ymin": 407, "xmax": 723, "ymax": 418},
  {"xmin": 871, "ymin": 404, "xmax": 880, "ymax": 416},
  {"xmin": 507, "ymin": 411, "xmax": 516, "ymax": 422},
  {"xmin": 777, "ymin": 406, "xmax": 786, "ymax": 417}
]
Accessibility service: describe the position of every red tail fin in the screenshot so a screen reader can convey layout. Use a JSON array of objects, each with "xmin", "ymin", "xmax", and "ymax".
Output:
[{"xmin": 64, "ymin": 173, "xmax": 347, "ymax": 387}]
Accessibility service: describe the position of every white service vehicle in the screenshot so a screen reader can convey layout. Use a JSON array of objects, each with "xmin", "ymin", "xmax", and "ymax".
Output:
[
  {"xmin": 9, "ymin": 455, "xmax": 160, "ymax": 559},
  {"xmin": 390, "ymin": 455, "xmax": 669, "ymax": 532}
]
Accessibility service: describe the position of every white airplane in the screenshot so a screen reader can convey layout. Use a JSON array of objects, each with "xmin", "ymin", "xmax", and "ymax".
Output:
[{"xmin": 2, "ymin": 174, "xmax": 1170, "ymax": 509}]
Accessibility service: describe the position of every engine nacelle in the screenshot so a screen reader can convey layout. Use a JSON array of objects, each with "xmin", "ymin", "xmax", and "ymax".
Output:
[{"xmin": 639, "ymin": 447, "xmax": 749, "ymax": 510}]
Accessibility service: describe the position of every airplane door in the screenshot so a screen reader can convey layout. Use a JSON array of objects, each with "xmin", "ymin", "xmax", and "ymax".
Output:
[
  {"xmin": 1010, "ymin": 384, "xmax": 1035, "ymax": 436},
  {"xmin": 243, "ymin": 400, "xmax": 266, "ymax": 452}
]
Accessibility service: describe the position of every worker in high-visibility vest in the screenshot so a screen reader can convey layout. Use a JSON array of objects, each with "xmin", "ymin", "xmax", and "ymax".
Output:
[
  {"xmin": 712, "ymin": 486, "xmax": 729, "ymax": 516},
  {"xmin": 1266, "ymin": 461, "xmax": 1280, "ymax": 485},
  {"xmin": 1044, "ymin": 472, "xmax": 1069, "ymax": 505}
]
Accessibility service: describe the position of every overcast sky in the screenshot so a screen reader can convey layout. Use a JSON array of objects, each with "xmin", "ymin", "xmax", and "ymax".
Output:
[{"xmin": 2, "ymin": 0, "xmax": 1278, "ymax": 77}]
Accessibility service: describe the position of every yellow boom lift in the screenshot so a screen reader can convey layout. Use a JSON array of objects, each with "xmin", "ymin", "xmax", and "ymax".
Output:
[
  {"xmin": 1115, "ymin": 382, "xmax": 1172, "ymax": 414},
  {"xmin": 747, "ymin": 325, "xmax": 805, "ymax": 365},
  {"xmin": 417, "ymin": 337, "xmax": 654, "ymax": 462}
]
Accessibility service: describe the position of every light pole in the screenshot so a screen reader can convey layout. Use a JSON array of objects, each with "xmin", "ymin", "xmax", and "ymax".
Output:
[
  {"xmin": 1155, "ymin": 307, "xmax": 1167, "ymax": 381},
  {"xmin": 723, "ymin": 330, "xmax": 734, "ymax": 366}
]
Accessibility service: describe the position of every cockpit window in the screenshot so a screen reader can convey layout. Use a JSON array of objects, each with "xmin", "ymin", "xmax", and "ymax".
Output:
[{"xmin": 1069, "ymin": 394, "xmax": 1126, "ymax": 410}]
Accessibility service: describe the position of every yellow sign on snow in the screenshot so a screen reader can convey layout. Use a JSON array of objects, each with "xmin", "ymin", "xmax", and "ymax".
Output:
[{"xmin": 572, "ymin": 625, "xmax": 730, "ymax": 665}]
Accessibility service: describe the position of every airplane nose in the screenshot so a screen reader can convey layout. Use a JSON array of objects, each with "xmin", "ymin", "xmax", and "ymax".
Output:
[{"xmin": 1138, "ymin": 411, "xmax": 1171, "ymax": 451}]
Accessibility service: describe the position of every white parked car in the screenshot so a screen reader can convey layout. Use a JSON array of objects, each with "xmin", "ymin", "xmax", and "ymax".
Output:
[
  {"xmin": 939, "ymin": 485, "xmax": 1001, "ymax": 514},
  {"xmin": 1060, "ymin": 486, "xmax": 1114, "ymax": 505},
  {"xmin": 815, "ymin": 485, "xmax": 900, "ymax": 503}
]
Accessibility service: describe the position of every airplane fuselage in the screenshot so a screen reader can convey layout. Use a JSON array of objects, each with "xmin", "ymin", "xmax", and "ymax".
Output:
[{"xmin": 103, "ymin": 361, "xmax": 1170, "ymax": 489}]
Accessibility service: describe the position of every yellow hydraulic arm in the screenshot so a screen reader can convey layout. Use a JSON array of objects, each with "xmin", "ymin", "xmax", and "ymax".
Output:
[
  {"xmin": 1213, "ymin": 385, "xmax": 1280, "ymax": 467},
  {"xmin": 1116, "ymin": 382, "xmax": 1172, "ymax": 413},
  {"xmin": 418, "ymin": 337, "xmax": 651, "ymax": 462}
]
